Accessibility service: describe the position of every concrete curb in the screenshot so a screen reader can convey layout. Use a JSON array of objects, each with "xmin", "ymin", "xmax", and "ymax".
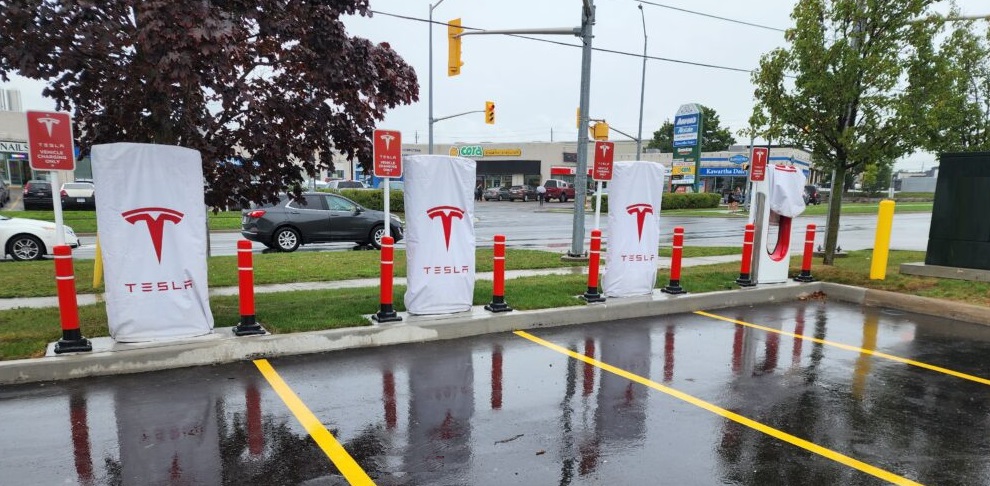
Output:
[
  {"xmin": 2, "ymin": 280, "xmax": 987, "ymax": 386},
  {"xmin": 0, "ymin": 281, "xmax": 822, "ymax": 385}
]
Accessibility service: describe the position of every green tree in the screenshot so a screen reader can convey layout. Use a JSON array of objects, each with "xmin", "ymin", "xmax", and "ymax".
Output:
[
  {"xmin": 750, "ymin": 0, "xmax": 935, "ymax": 264},
  {"xmin": 648, "ymin": 105, "xmax": 736, "ymax": 152},
  {"xmin": 903, "ymin": 19, "xmax": 990, "ymax": 153},
  {"xmin": 0, "ymin": 1, "xmax": 419, "ymax": 208}
]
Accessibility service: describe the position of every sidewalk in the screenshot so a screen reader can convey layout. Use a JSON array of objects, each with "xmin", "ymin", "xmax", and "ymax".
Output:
[{"xmin": 0, "ymin": 255, "xmax": 741, "ymax": 311}]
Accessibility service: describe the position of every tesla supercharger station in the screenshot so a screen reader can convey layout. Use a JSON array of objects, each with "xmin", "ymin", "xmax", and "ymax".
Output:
[{"xmin": 748, "ymin": 153, "xmax": 807, "ymax": 284}]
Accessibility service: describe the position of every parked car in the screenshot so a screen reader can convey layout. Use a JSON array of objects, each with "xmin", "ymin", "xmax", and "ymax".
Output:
[
  {"xmin": 542, "ymin": 179, "xmax": 575, "ymax": 203},
  {"xmin": 60, "ymin": 182, "xmax": 96, "ymax": 209},
  {"xmin": 22, "ymin": 180, "xmax": 54, "ymax": 210},
  {"xmin": 0, "ymin": 179, "xmax": 9, "ymax": 207},
  {"xmin": 326, "ymin": 180, "xmax": 369, "ymax": 190},
  {"xmin": 0, "ymin": 215, "xmax": 79, "ymax": 261},
  {"xmin": 804, "ymin": 185, "xmax": 822, "ymax": 205},
  {"xmin": 240, "ymin": 192, "xmax": 403, "ymax": 251},
  {"xmin": 483, "ymin": 186, "xmax": 510, "ymax": 201},
  {"xmin": 507, "ymin": 185, "xmax": 537, "ymax": 201}
]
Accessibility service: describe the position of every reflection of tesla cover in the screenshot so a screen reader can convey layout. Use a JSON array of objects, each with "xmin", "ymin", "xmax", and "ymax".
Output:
[
  {"xmin": 403, "ymin": 155, "xmax": 476, "ymax": 314},
  {"xmin": 92, "ymin": 143, "xmax": 214, "ymax": 341},
  {"xmin": 405, "ymin": 352, "xmax": 474, "ymax": 478},
  {"xmin": 768, "ymin": 164, "xmax": 806, "ymax": 218},
  {"xmin": 603, "ymin": 161, "xmax": 664, "ymax": 297},
  {"xmin": 116, "ymin": 379, "xmax": 221, "ymax": 484}
]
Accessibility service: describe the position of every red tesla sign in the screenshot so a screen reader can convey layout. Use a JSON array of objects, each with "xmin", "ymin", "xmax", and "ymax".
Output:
[
  {"xmin": 27, "ymin": 111, "xmax": 75, "ymax": 171},
  {"xmin": 750, "ymin": 147, "xmax": 768, "ymax": 182},
  {"xmin": 373, "ymin": 129, "xmax": 402, "ymax": 178},
  {"xmin": 593, "ymin": 141, "xmax": 614, "ymax": 181}
]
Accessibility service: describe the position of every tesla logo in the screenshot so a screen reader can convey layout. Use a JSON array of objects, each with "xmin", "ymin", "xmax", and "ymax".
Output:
[
  {"xmin": 598, "ymin": 143, "xmax": 611, "ymax": 158},
  {"xmin": 122, "ymin": 207, "xmax": 184, "ymax": 262},
  {"xmin": 427, "ymin": 205, "xmax": 465, "ymax": 250},
  {"xmin": 36, "ymin": 117, "xmax": 60, "ymax": 137},
  {"xmin": 626, "ymin": 203, "xmax": 654, "ymax": 241},
  {"xmin": 775, "ymin": 164, "xmax": 798, "ymax": 173},
  {"xmin": 379, "ymin": 132, "xmax": 396, "ymax": 150}
]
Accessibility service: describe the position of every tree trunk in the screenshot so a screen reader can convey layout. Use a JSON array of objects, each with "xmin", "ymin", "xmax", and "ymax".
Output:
[{"xmin": 822, "ymin": 164, "xmax": 847, "ymax": 265}]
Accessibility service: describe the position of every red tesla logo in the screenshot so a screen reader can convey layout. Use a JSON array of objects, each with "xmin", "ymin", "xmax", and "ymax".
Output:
[
  {"xmin": 427, "ymin": 206, "xmax": 465, "ymax": 250},
  {"xmin": 122, "ymin": 207, "xmax": 184, "ymax": 262},
  {"xmin": 626, "ymin": 203, "xmax": 654, "ymax": 242}
]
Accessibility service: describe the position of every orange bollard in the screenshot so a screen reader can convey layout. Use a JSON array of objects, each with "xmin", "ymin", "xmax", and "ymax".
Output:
[
  {"xmin": 581, "ymin": 229, "xmax": 606, "ymax": 302},
  {"xmin": 736, "ymin": 223, "xmax": 756, "ymax": 287},
  {"xmin": 234, "ymin": 240, "xmax": 266, "ymax": 335},
  {"xmin": 485, "ymin": 234, "xmax": 513, "ymax": 312},
  {"xmin": 662, "ymin": 226, "xmax": 687, "ymax": 294},
  {"xmin": 794, "ymin": 224, "xmax": 816, "ymax": 282},
  {"xmin": 53, "ymin": 245, "xmax": 92, "ymax": 354},
  {"xmin": 373, "ymin": 236, "xmax": 402, "ymax": 322}
]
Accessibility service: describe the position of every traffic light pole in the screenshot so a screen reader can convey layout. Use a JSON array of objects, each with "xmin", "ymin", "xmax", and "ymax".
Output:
[
  {"xmin": 433, "ymin": 110, "xmax": 483, "ymax": 123},
  {"xmin": 453, "ymin": 0, "xmax": 595, "ymax": 259},
  {"xmin": 428, "ymin": 0, "xmax": 447, "ymax": 155},
  {"xmin": 570, "ymin": 0, "xmax": 595, "ymax": 258}
]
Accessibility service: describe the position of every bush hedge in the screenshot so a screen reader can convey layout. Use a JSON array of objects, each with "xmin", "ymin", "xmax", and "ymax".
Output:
[
  {"xmin": 599, "ymin": 192, "xmax": 721, "ymax": 212},
  {"xmin": 322, "ymin": 188, "xmax": 405, "ymax": 212}
]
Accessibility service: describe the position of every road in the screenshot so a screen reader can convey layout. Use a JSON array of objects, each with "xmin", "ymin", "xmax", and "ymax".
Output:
[
  {"xmin": 2, "ymin": 300, "xmax": 988, "ymax": 484},
  {"xmin": 63, "ymin": 200, "xmax": 930, "ymax": 259}
]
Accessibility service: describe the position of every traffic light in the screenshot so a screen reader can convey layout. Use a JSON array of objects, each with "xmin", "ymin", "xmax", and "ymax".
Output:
[
  {"xmin": 591, "ymin": 121, "xmax": 609, "ymax": 140},
  {"xmin": 485, "ymin": 101, "xmax": 495, "ymax": 125},
  {"xmin": 448, "ymin": 18, "xmax": 464, "ymax": 76},
  {"xmin": 576, "ymin": 108, "xmax": 581, "ymax": 129}
]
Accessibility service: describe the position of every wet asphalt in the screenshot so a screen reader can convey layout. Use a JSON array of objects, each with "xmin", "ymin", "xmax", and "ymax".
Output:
[{"xmin": 2, "ymin": 300, "xmax": 990, "ymax": 485}]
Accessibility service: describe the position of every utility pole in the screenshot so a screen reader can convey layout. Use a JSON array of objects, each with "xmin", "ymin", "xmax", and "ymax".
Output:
[
  {"xmin": 636, "ymin": 4, "xmax": 647, "ymax": 160},
  {"xmin": 570, "ymin": 0, "xmax": 595, "ymax": 258},
  {"xmin": 428, "ymin": 0, "xmax": 447, "ymax": 155}
]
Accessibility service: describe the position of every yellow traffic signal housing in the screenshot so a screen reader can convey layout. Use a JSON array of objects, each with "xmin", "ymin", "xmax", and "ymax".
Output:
[
  {"xmin": 576, "ymin": 108, "xmax": 581, "ymax": 129},
  {"xmin": 448, "ymin": 18, "xmax": 464, "ymax": 76},
  {"xmin": 485, "ymin": 101, "xmax": 495, "ymax": 125},
  {"xmin": 591, "ymin": 121, "xmax": 609, "ymax": 140}
]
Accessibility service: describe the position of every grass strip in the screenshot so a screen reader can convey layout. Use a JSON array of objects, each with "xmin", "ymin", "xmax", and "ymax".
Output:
[{"xmin": 1, "ymin": 250, "xmax": 987, "ymax": 361}]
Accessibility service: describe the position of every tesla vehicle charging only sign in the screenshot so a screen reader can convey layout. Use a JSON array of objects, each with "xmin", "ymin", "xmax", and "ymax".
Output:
[
  {"xmin": 750, "ymin": 147, "xmax": 768, "ymax": 182},
  {"xmin": 27, "ymin": 111, "xmax": 75, "ymax": 171},
  {"xmin": 593, "ymin": 141, "xmax": 614, "ymax": 181},
  {"xmin": 374, "ymin": 129, "xmax": 402, "ymax": 178}
]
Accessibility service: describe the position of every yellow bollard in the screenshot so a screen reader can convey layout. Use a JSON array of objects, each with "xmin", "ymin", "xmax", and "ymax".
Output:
[
  {"xmin": 869, "ymin": 200, "xmax": 896, "ymax": 280},
  {"xmin": 92, "ymin": 235, "xmax": 103, "ymax": 288}
]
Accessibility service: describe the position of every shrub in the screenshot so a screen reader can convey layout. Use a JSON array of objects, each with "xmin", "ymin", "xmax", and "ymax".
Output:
[
  {"xmin": 599, "ymin": 192, "xmax": 720, "ymax": 212},
  {"xmin": 321, "ymin": 189, "xmax": 405, "ymax": 212}
]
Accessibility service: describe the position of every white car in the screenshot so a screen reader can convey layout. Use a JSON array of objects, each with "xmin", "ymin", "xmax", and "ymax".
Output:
[{"xmin": 0, "ymin": 215, "xmax": 80, "ymax": 261}]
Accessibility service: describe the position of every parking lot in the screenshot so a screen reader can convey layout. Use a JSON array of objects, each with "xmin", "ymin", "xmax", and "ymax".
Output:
[{"xmin": 2, "ymin": 299, "xmax": 988, "ymax": 485}]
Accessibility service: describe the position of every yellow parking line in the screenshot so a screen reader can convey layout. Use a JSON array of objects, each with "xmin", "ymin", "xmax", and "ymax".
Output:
[
  {"xmin": 254, "ymin": 359, "xmax": 375, "ymax": 486},
  {"xmin": 514, "ymin": 330, "xmax": 922, "ymax": 486},
  {"xmin": 695, "ymin": 310, "xmax": 990, "ymax": 387}
]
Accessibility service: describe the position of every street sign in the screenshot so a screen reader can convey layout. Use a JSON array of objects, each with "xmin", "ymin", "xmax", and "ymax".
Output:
[
  {"xmin": 26, "ymin": 111, "xmax": 75, "ymax": 171},
  {"xmin": 750, "ymin": 147, "xmax": 768, "ymax": 181},
  {"xmin": 592, "ymin": 141, "xmax": 614, "ymax": 181},
  {"xmin": 373, "ymin": 129, "xmax": 402, "ymax": 178}
]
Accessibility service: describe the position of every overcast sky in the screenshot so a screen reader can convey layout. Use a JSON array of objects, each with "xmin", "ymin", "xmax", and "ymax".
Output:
[{"xmin": 2, "ymin": 0, "xmax": 986, "ymax": 171}]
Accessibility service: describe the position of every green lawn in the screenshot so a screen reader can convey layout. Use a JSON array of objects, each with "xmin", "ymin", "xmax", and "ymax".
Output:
[
  {"xmin": 0, "ymin": 246, "xmax": 740, "ymax": 298},
  {"xmin": 1, "ymin": 249, "xmax": 987, "ymax": 361},
  {"xmin": 0, "ymin": 209, "xmax": 244, "ymax": 233}
]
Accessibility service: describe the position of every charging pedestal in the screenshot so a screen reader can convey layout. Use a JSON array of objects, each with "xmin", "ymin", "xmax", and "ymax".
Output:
[{"xmin": 749, "ymin": 164, "xmax": 807, "ymax": 284}]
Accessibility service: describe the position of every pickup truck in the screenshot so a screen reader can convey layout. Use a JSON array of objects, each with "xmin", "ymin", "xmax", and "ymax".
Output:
[{"xmin": 542, "ymin": 179, "xmax": 576, "ymax": 203}]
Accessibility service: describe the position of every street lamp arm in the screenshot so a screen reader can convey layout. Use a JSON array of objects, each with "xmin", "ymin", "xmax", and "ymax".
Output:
[
  {"xmin": 606, "ymin": 125, "xmax": 641, "ymax": 143},
  {"xmin": 432, "ymin": 110, "xmax": 484, "ymax": 123}
]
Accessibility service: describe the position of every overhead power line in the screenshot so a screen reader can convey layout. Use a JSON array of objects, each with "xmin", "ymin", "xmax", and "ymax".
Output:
[
  {"xmin": 634, "ymin": 1, "xmax": 787, "ymax": 33},
  {"xmin": 369, "ymin": 10, "xmax": 757, "ymax": 75}
]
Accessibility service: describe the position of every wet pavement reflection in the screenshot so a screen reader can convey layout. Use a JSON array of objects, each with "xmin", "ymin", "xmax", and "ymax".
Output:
[{"xmin": 3, "ymin": 300, "xmax": 990, "ymax": 485}]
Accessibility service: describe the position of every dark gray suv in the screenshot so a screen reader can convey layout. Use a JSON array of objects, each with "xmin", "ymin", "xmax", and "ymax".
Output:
[{"xmin": 241, "ymin": 193, "xmax": 403, "ymax": 251}]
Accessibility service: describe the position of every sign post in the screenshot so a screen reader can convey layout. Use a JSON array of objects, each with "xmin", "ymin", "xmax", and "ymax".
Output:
[
  {"xmin": 750, "ymin": 146, "xmax": 768, "ymax": 182},
  {"xmin": 27, "ymin": 111, "xmax": 76, "ymax": 245},
  {"xmin": 373, "ymin": 129, "xmax": 402, "ymax": 239},
  {"xmin": 592, "ymin": 141, "xmax": 614, "ymax": 230}
]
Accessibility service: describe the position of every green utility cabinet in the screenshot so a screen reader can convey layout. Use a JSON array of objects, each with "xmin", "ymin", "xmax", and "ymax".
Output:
[{"xmin": 925, "ymin": 152, "xmax": 990, "ymax": 270}]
